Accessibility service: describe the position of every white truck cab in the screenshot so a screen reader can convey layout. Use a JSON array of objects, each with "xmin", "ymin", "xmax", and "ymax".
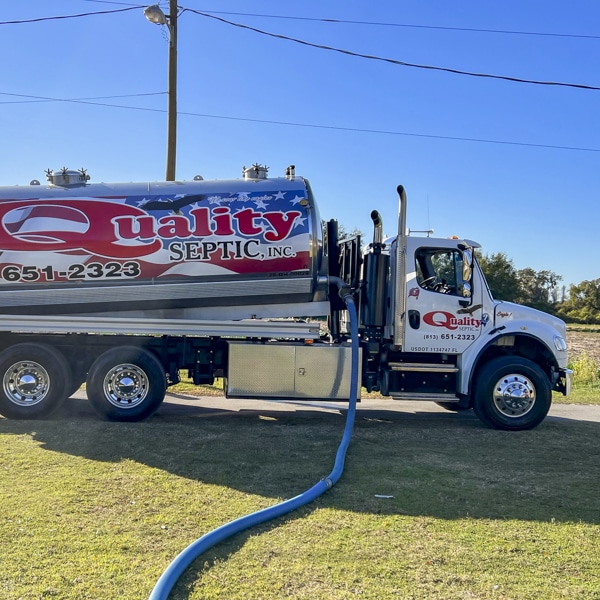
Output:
[{"xmin": 364, "ymin": 186, "xmax": 572, "ymax": 430}]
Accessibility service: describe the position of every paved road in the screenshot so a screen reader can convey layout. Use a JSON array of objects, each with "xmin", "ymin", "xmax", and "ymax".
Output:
[
  {"xmin": 163, "ymin": 393, "xmax": 600, "ymax": 423},
  {"xmin": 68, "ymin": 390, "xmax": 600, "ymax": 424}
]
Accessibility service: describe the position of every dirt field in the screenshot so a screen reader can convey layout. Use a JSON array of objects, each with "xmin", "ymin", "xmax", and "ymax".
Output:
[{"xmin": 567, "ymin": 329, "xmax": 600, "ymax": 363}]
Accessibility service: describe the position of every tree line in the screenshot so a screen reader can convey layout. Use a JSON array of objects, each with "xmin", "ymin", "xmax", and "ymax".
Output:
[{"xmin": 477, "ymin": 252, "xmax": 600, "ymax": 324}]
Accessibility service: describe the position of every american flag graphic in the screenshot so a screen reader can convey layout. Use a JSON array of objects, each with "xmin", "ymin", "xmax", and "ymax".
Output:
[{"xmin": 3, "ymin": 204, "xmax": 89, "ymax": 239}]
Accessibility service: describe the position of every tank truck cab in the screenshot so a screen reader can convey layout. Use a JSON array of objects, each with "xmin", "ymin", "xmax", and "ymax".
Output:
[{"xmin": 334, "ymin": 185, "xmax": 572, "ymax": 430}]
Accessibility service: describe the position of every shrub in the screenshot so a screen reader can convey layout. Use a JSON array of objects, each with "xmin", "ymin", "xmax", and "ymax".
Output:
[{"xmin": 569, "ymin": 352, "xmax": 600, "ymax": 386}]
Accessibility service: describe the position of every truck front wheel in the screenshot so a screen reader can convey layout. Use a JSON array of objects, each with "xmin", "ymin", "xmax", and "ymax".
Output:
[
  {"xmin": 0, "ymin": 343, "xmax": 70, "ymax": 419},
  {"xmin": 473, "ymin": 356, "xmax": 551, "ymax": 431},
  {"xmin": 86, "ymin": 347, "xmax": 166, "ymax": 422}
]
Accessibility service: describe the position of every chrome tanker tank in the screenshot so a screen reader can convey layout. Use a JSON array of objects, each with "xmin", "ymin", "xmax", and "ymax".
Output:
[{"xmin": 0, "ymin": 165, "xmax": 328, "ymax": 319}]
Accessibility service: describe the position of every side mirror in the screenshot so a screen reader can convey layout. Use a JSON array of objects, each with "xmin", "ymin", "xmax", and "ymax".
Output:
[{"xmin": 461, "ymin": 248, "xmax": 473, "ymax": 300}]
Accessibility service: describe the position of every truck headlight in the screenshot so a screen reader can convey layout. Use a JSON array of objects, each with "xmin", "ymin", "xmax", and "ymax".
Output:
[{"xmin": 554, "ymin": 335, "xmax": 568, "ymax": 352}]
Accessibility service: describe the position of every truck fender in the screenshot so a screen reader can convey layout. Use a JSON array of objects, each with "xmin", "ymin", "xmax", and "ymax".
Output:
[{"xmin": 459, "ymin": 329, "xmax": 558, "ymax": 399}]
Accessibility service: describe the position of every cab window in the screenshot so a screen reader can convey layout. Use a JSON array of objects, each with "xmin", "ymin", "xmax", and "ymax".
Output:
[{"xmin": 415, "ymin": 248, "xmax": 465, "ymax": 296}]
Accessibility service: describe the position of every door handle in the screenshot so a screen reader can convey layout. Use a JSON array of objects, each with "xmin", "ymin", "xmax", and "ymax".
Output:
[{"xmin": 408, "ymin": 309, "xmax": 420, "ymax": 329}]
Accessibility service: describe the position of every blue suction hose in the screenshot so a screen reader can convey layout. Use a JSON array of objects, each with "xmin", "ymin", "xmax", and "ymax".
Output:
[{"xmin": 149, "ymin": 282, "xmax": 359, "ymax": 600}]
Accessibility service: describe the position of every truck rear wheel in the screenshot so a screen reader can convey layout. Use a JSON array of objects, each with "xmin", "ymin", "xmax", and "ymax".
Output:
[
  {"xmin": 0, "ymin": 343, "xmax": 70, "ymax": 419},
  {"xmin": 473, "ymin": 356, "xmax": 551, "ymax": 431},
  {"xmin": 86, "ymin": 347, "xmax": 166, "ymax": 422}
]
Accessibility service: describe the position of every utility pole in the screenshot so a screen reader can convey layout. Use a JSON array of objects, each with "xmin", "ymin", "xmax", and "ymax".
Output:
[
  {"xmin": 166, "ymin": 0, "xmax": 177, "ymax": 181},
  {"xmin": 144, "ymin": 2, "xmax": 178, "ymax": 181}
]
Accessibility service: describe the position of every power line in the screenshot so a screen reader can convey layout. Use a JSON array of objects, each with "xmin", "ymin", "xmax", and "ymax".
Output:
[
  {"xmin": 81, "ymin": 1, "xmax": 143, "ymax": 5},
  {"xmin": 0, "ymin": 91, "xmax": 166, "ymax": 104},
  {"xmin": 184, "ymin": 9, "xmax": 600, "ymax": 92},
  {"xmin": 0, "ymin": 6, "xmax": 143, "ymax": 25},
  {"xmin": 4, "ymin": 5, "xmax": 598, "ymax": 91},
  {"xmin": 176, "ymin": 110, "xmax": 600, "ymax": 153},
  {"xmin": 3, "ymin": 90, "xmax": 598, "ymax": 153},
  {"xmin": 79, "ymin": 1, "xmax": 600, "ymax": 40},
  {"xmin": 81, "ymin": 2, "xmax": 600, "ymax": 40},
  {"xmin": 185, "ymin": 8, "xmax": 600, "ymax": 41}
]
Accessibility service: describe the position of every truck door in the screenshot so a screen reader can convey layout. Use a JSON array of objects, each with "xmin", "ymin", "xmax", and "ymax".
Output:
[{"xmin": 403, "ymin": 242, "xmax": 486, "ymax": 355}]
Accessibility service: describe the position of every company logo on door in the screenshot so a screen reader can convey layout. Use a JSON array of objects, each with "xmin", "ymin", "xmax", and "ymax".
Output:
[{"xmin": 423, "ymin": 311, "xmax": 482, "ymax": 330}]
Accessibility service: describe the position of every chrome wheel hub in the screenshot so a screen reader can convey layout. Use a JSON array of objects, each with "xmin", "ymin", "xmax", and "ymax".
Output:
[
  {"xmin": 3, "ymin": 361, "xmax": 50, "ymax": 406},
  {"xmin": 493, "ymin": 373, "xmax": 536, "ymax": 417},
  {"xmin": 103, "ymin": 363, "xmax": 149, "ymax": 409}
]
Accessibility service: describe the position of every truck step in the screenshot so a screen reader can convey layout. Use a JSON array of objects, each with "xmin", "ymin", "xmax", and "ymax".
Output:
[
  {"xmin": 389, "ymin": 392, "xmax": 460, "ymax": 402},
  {"xmin": 387, "ymin": 362, "xmax": 458, "ymax": 374}
]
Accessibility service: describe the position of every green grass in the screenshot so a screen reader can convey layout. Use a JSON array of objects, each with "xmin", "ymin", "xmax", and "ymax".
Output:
[
  {"xmin": 1, "ymin": 407, "xmax": 599, "ymax": 599},
  {"xmin": 564, "ymin": 351, "xmax": 600, "ymax": 405},
  {"xmin": 171, "ymin": 377, "xmax": 225, "ymax": 397},
  {"xmin": 557, "ymin": 385, "xmax": 600, "ymax": 405}
]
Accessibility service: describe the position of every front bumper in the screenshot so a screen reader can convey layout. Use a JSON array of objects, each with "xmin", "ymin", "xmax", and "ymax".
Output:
[{"xmin": 554, "ymin": 368, "xmax": 574, "ymax": 396}]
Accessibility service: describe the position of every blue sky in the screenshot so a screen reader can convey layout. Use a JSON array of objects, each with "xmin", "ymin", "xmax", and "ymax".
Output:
[{"xmin": 1, "ymin": 1, "xmax": 598, "ymax": 291}]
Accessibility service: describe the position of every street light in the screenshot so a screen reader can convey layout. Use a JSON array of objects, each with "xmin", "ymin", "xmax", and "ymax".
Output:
[
  {"xmin": 145, "ymin": 2, "xmax": 178, "ymax": 181},
  {"xmin": 143, "ymin": 4, "xmax": 167, "ymax": 25}
]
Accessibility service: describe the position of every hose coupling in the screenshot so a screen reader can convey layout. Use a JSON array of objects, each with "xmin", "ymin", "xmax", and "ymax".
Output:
[{"xmin": 329, "ymin": 276, "xmax": 355, "ymax": 304}]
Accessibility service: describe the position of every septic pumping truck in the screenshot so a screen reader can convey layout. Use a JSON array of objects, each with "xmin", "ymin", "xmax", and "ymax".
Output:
[{"xmin": 0, "ymin": 164, "xmax": 572, "ymax": 430}]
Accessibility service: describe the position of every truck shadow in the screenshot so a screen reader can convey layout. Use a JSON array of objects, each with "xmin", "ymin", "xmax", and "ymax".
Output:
[{"xmin": 1, "ymin": 394, "xmax": 599, "ymax": 527}]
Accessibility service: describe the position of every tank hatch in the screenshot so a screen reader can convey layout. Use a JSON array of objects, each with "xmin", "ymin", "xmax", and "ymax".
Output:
[
  {"xmin": 242, "ymin": 163, "xmax": 268, "ymax": 180},
  {"xmin": 46, "ymin": 167, "xmax": 90, "ymax": 187}
]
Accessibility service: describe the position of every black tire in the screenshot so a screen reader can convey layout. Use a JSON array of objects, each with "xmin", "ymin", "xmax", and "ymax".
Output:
[
  {"xmin": 473, "ymin": 356, "xmax": 551, "ymax": 431},
  {"xmin": 86, "ymin": 346, "xmax": 166, "ymax": 422},
  {"xmin": 435, "ymin": 402, "xmax": 471, "ymax": 412},
  {"xmin": 0, "ymin": 343, "xmax": 70, "ymax": 419}
]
